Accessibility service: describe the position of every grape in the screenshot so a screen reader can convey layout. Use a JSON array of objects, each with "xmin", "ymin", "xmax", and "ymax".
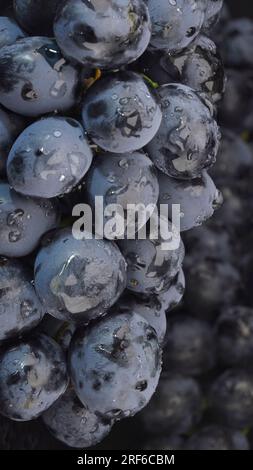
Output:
[
  {"xmin": 138, "ymin": 36, "xmax": 225, "ymax": 104},
  {"xmin": 184, "ymin": 426, "xmax": 249, "ymax": 451},
  {"xmin": 209, "ymin": 369, "xmax": 253, "ymax": 429},
  {"xmin": 34, "ymin": 228, "xmax": 127, "ymax": 324},
  {"xmin": 158, "ymin": 170, "xmax": 222, "ymax": 232},
  {"xmin": 69, "ymin": 312, "xmax": 162, "ymax": 420},
  {"xmin": 85, "ymin": 151, "xmax": 159, "ymax": 237},
  {"xmin": 0, "ymin": 16, "xmax": 26, "ymax": 48},
  {"xmin": 0, "ymin": 258, "xmax": 44, "ymax": 343},
  {"xmin": 0, "ymin": 37, "xmax": 80, "ymax": 117},
  {"xmin": 54, "ymin": 0, "xmax": 151, "ymax": 69},
  {"xmin": 118, "ymin": 228, "xmax": 185, "ymax": 295},
  {"xmin": 13, "ymin": 0, "xmax": 63, "ymax": 36},
  {"xmin": 111, "ymin": 292, "xmax": 167, "ymax": 345},
  {"xmin": 0, "ymin": 105, "xmax": 26, "ymax": 174},
  {"xmin": 216, "ymin": 306, "xmax": 253, "ymax": 368},
  {"xmin": 147, "ymin": 84, "xmax": 220, "ymax": 179},
  {"xmin": 7, "ymin": 117, "xmax": 93, "ymax": 198},
  {"xmin": 172, "ymin": 35, "xmax": 225, "ymax": 104},
  {"xmin": 140, "ymin": 374, "xmax": 202, "ymax": 435},
  {"xmin": 0, "ymin": 182, "xmax": 59, "ymax": 258},
  {"xmin": 163, "ymin": 315, "xmax": 216, "ymax": 376},
  {"xmin": 0, "ymin": 334, "xmax": 68, "ymax": 421},
  {"xmin": 42, "ymin": 387, "xmax": 112, "ymax": 448},
  {"xmin": 146, "ymin": 0, "xmax": 205, "ymax": 52},
  {"xmin": 159, "ymin": 268, "xmax": 185, "ymax": 313},
  {"xmin": 82, "ymin": 71, "xmax": 162, "ymax": 153}
]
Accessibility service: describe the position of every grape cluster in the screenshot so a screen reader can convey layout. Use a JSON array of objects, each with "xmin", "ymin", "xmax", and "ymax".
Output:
[{"xmin": 0, "ymin": 0, "xmax": 226, "ymax": 450}]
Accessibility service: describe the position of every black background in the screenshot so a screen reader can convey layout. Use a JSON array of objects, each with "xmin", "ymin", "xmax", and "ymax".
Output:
[{"xmin": 228, "ymin": 0, "xmax": 253, "ymax": 17}]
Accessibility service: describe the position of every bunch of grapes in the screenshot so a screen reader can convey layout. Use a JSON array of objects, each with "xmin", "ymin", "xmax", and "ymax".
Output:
[{"xmin": 0, "ymin": 0, "xmax": 231, "ymax": 450}]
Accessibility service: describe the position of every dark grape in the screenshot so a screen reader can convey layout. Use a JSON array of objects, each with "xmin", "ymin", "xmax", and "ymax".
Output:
[
  {"xmin": 7, "ymin": 117, "xmax": 93, "ymax": 198},
  {"xmin": 82, "ymin": 72, "xmax": 162, "ymax": 153}
]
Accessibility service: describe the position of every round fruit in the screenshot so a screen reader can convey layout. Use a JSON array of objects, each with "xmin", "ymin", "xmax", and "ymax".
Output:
[{"xmin": 7, "ymin": 117, "xmax": 93, "ymax": 198}]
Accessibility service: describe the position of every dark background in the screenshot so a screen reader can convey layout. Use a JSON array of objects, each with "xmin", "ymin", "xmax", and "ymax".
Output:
[{"xmin": 228, "ymin": 0, "xmax": 253, "ymax": 17}]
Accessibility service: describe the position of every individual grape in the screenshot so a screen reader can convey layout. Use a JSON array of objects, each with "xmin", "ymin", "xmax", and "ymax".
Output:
[
  {"xmin": 221, "ymin": 18, "xmax": 253, "ymax": 69},
  {"xmin": 13, "ymin": 0, "xmax": 63, "ymax": 36},
  {"xmin": 184, "ymin": 257, "xmax": 241, "ymax": 321},
  {"xmin": 111, "ymin": 293, "xmax": 167, "ymax": 345},
  {"xmin": 0, "ymin": 105, "xmax": 26, "ymax": 174},
  {"xmin": 0, "ymin": 258, "xmax": 44, "ymax": 343},
  {"xmin": 85, "ymin": 151, "xmax": 159, "ymax": 237},
  {"xmin": 147, "ymin": 0, "xmax": 205, "ymax": 52},
  {"xmin": 42, "ymin": 387, "xmax": 112, "ymax": 448},
  {"xmin": 147, "ymin": 84, "xmax": 220, "ymax": 179},
  {"xmin": 203, "ymin": 0, "xmax": 224, "ymax": 31},
  {"xmin": 159, "ymin": 268, "xmax": 185, "ymax": 313},
  {"xmin": 0, "ymin": 182, "xmax": 59, "ymax": 258},
  {"xmin": 82, "ymin": 72, "xmax": 162, "ymax": 153},
  {"xmin": 7, "ymin": 117, "xmax": 93, "ymax": 198},
  {"xmin": 140, "ymin": 374, "xmax": 202, "ymax": 435},
  {"xmin": 69, "ymin": 312, "xmax": 162, "ymax": 420},
  {"xmin": 172, "ymin": 35, "xmax": 225, "ymax": 104},
  {"xmin": 0, "ymin": 16, "xmax": 25, "ymax": 48},
  {"xmin": 158, "ymin": 170, "xmax": 222, "ymax": 232},
  {"xmin": 0, "ymin": 37, "xmax": 80, "ymax": 117},
  {"xmin": 54, "ymin": 0, "xmax": 151, "ymax": 69},
  {"xmin": 209, "ymin": 369, "xmax": 253, "ymax": 429},
  {"xmin": 184, "ymin": 425, "xmax": 249, "ymax": 450},
  {"xmin": 0, "ymin": 334, "xmax": 68, "ymax": 421},
  {"xmin": 34, "ymin": 228, "xmax": 127, "ymax": 324},
  {"xmin": 216, "ymin": 306, "xmax": 253, "ymax": 368},
  {"xmin": 118, "ymin": 228, "xmax": 185, "ymax": 295},
  {"xmin": 163, "ymin": 315, "xmax": 216, "ymax": 376}
]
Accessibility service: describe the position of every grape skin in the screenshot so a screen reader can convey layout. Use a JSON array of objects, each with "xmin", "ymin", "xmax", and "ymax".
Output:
[
  {"xmin": 34, "ymin": 228, "xmax": 127, "ymax": 324},
  {"xmin": 69, "ymin": 312, "xmax": 162, "ymax": 420},
  {"xmin": 42, "ymin": 387, "xmax": 112, "ymax": 448},
  {"xmin": 82, "ymin": 72, "xmax": 162, "ymax": 153},
  {"xmin": 0, "ymin": 37, "xmax": 80, "ymax": 117},
  {"xmin": 7, "ymin": 117, "xmax": 93, "ymax": 198},
  {"xmin": 0, "ymin": 258, "xmax": 44, "ymax": 343},
  {"xmin": 0, "ymin": 182, "xmax": 59, "ymax": 258},
  {"xmin": 54, "ymin": 0, "xmax": 151, "ymax": 69},
  {"xmin": 147, "ymin": 84, "xmax": 220, "ymax": 180},
  {"xmin": 0, "ymin": 334, "xmax": 68, "ymax": 422}
]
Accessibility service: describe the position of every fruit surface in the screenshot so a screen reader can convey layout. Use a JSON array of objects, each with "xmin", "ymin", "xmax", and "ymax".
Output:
[
  {"xmin": 0, "ymin": 182, "xmax": 59, "ymax": 257},
  {"xmin": 7, "ymin": 117, "xmax": 93, "ymax": 198},
  {"xmin": 0, "ymin": 334, "xmax": 68, "ymax": 421},
  {"xmin": 69, "ymin": 312, "xmax": 162, "ymax": 420},
  {"xmin": 34, "ymin": 228, "xmax": 127, "ymax": 323},
  {"xmin": 0, "ymin": 37, "xmax": 79, "ymax": 116},
  {"xmin": 54, "ymin": 0, "xmax": 151, "ymax": 69},
  {"xmin": 82, "ymin": 72, "xmax": 162, "ymax": 153}
]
